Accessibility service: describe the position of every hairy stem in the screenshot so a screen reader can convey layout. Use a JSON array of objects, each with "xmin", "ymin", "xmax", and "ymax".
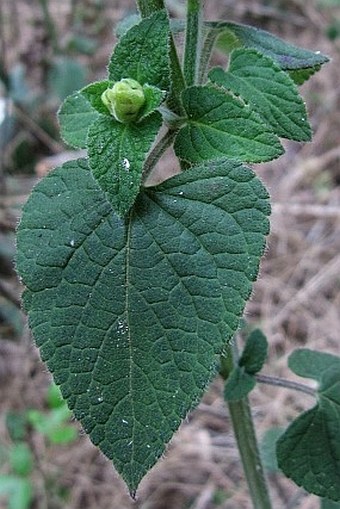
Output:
[
  {"xmin": 197, "ymin": 27, "xmax": 219, "ymax": 84},
  {"xmin": 228, "ymin": 398, "xmax": 273, "ymax": 509},
  {"xmin": 183, "ymin": 0, "xmax": 203, "ymax": 86},
  {"xmin": 255, "ymin": 374, "xmax": 316, "ymax": 397},
  {"xmin": 142, "ymin": 128, "xmax": 178, "ymax": 183},
  {"xmin": 221, "ymin": 344, "xmax": 273, "ymax": 509}
]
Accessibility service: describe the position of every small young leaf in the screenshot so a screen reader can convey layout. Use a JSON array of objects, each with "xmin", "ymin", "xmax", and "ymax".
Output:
[
  {"xmin": 16, "ymin": 157, "xmax": 270, "ymax": 493},
  {"xmin": 223, "ymin": 329, "xmax": 267, "ymax": 401},
  {"xmin": 87, "ymin": 112, "xmax": 162, "ymax": 216},
  {"xmin": 239, "ymin": 329, "xmax": 268, "ymax": 374},
  {"xmin": 209, "ymin": 49, "xmax": 311, "ymax": 141},
  {"xmin": 224, "ymin": 366, "xmax": 256, "ymax": 401},
  {"xmin": 80, "ymin": 80, "xmax": 113, "ymax": 115},
  {"xmin": 140, "ymin": 84, "xmax": 166, "ymax": 121},
  {"xmin": 207, "ymin": 21, "xmax": 329, "ymax": 71},
  {"xmin": 174, "ymin": 86, "xmax": 283, "ymax": 164},
  {"xmin": 108, "ymin": 10, "xmax": 170, "ymax": 91},
  {"xmin": 277, "ymin": 366, "xmax": 340, "ymax": 501}
]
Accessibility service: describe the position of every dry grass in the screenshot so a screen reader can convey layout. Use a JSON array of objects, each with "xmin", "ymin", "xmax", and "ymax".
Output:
[{"xmin": 0, "ymin": 0, "xmax": 339, "ymax": 508}]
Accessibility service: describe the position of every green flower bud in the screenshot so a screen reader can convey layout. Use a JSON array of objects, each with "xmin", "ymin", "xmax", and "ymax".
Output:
[{"xmin": 101, "ymin": 78, "xmax": 145, "ymax": 123}]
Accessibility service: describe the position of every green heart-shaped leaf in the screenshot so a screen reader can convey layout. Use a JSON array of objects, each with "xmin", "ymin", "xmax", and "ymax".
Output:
[
  {"xmin": 16, "ymin": 157, "xmax": 270, "ymax": 493},
  {"xmin": 174, "ymin": 86, "xmax": 283, "ymax": 164}
]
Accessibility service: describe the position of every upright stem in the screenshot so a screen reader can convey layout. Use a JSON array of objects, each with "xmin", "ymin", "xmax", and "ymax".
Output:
[
  {"xmin": 228, "ymin": 398, "xmax": 273, "ymax": 509},
  {"xmin": 183, "ymin": 0, "xmax": 203, "ymax": 86},
  {"xmin": 221, "ymin": 345, "xmax": 273, "ymax": 509},
  {"xmin": 197, "ymin": 28, "xmax": 219, "ymax": 84},
  {"xmin": 136, "ymin": 0, "xmax": 186, "ymax": 115},
  {"xmin": 142, "ymin": 128, "xmax": 178, "ymax": 183}
]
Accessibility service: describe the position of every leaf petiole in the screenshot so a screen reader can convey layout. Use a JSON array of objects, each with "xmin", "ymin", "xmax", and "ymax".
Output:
[{"xmin": 255, "ymin": 374, "xmax": 316, "ymax": 397}]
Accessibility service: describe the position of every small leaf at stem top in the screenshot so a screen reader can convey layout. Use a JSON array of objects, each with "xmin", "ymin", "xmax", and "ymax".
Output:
[{"xmin": 108, "ymin": 10, "xmax": 171, "ymax": 92}]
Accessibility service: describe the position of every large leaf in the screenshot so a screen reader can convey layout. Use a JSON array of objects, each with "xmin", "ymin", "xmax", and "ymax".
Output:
[
  {"xmin": 207, "ymin": 21, "xmax": 329, "ymax": 72},
  {"xmin": 16, "ymin": 157, "xmax": 270, "ymax": 493},
  {"xmin": 108, "ymin": 10, "xmax": 170, "ymax": 91},
  {"xmin": 209, "ymin": 49, "xmax": 311, "ymax": 141},
  {"xmin": 87, "ymin": 112, "xmax": 162, "ymax": 216},
  {"xmin": 277, "ymin": 349, "xmax": 340, "ymax": 501},
  {"xmin": 58, "ymin": 81, "xmax": 110, "ymax": 149},
  {"xmin": 174, "ymin": 86, "xmax": 283, "ymax": 164}
]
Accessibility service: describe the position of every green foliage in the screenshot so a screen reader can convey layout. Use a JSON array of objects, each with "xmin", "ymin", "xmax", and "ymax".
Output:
[
  {"xmin": 8, "ymin": 443, "xmax": 33, "ymax": 477},
  {"xmin": 17, "ymin": 157, "xmax": 269, "ymax": 491},
  {"xmin": 0, "ymin": 476, "xmax": 32, "ymax": 509},
  {"xmin": 174, "ymin": 85, "xmax": 284, "ymax": 164},
  {"xmin": 15, "ymin": 0, "xmax": 330, "ymax": 497},
  {"xmin": 239, "ymin": 329, "xmax": 268, "ymax": 375},
  {"xmin": 1, "ymin": 389, "xmax": 76, "ymax": 509},
  {"xmin": 87, "ymin": 112, "xmax": 162, "ymax": 215},
  {"xmin": 209, "ymin": 21, "xmax": 329, "ymax": 83},
  {"xmin": 57, "ymin": 88, "xmax": 102, "ymax": 149},
  {"xmin": 277, "ymin": 349, "xmax": 340, "ymax": 502},
  {"xmin": 27, "ymin": 403, "xmax": 77, "ymax": 445},
  {"xmin": 224, "ymin": 329, "xmax": 268, "ymax": 401},
  {"xmin": 46, "ymin": 383, "xmax": 66, "ymax": 409},
  {"xmin": 209, "ymin": 49, "xmax": 311, "ymax": 141},
  {"xmin": 108, "ymin": 10, "xmax": 171, "ymax": 91}
]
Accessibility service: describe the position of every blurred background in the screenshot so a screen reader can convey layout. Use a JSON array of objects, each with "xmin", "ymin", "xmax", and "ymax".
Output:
[{"xmin": 0, "ymin": 0, "xmax": 339, "ymax": 508}]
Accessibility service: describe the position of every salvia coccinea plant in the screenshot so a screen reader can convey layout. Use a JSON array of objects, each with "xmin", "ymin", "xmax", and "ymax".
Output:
[{"xmin": 16, "ymin": 1, "xmax": 340, "ymax": 507}]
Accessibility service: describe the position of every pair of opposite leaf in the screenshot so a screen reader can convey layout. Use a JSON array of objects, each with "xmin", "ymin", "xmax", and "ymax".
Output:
[{"xmin": 58, "ymin": 9, "xmax": 327, "ymax": 219}]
